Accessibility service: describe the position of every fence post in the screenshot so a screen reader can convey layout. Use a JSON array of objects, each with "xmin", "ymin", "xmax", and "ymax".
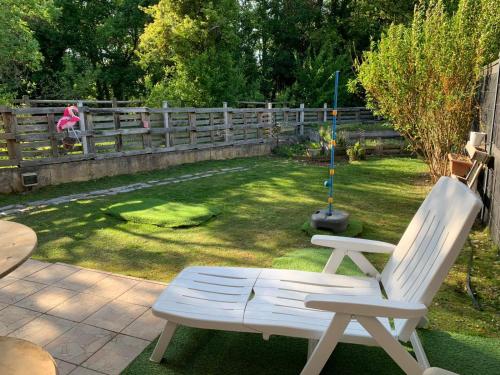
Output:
[
  {"xmin": 256, "ymin": 111, "xmax": 263, "ymax": 142},
  {"xmin": 243, "ymin": 111, "xmax": 248, "ymax": 140},
  {"xmin": 22, "ymin": 95, "xmax": 30, "ymax": 107},
  {"xmin": 1, "ymin": 108, "xmax": 22, "ymax": 165},
  {"xmin": 77, "ymin": 101, "xmax": 89, "ymax": 155},
  {"xmin": 323, "ymin": 103, "xmax": 328, "ymax": 122},
  {"xmin": 223, "ymin": 102, "xmax": 231, "ymax": 143},
  {"xmin": 47, "ymin": 113, "xmax": 59, "ymax": 157},
  {"xmin": 141, "ymin": 111, "xmax": 152, "ymax": 151},
  {"xmin": 162, "ymin": 101, "xmax": 170, "ymax": 148},
  {"xmin": 189, "ymin": 111, "xmax": 197, "ymax": 145},
  {"xmin": 112, "ymin": 98, "xmax": 122, "ymax": 151},
  {"xmin": 299, "ymin": 103, "xmax": 305, "ymax": 136},
  {"xmin": 266, "ymin": 102, "xmax": 274, "ymax": 143},
  {"xmin": 209, "ymin": 112, "xmax": 215, "ymax": 144}
]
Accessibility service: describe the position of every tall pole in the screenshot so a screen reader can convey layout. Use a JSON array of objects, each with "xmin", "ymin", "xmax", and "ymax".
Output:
[{"xmin": 328, "ymin": 71, "xmax": 340, "ymax": 216}]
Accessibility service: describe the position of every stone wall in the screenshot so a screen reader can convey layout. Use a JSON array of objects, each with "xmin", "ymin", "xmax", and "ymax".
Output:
[{"xmin": 0, "ymin": 143, "xmax": 272, "ymax": 194}]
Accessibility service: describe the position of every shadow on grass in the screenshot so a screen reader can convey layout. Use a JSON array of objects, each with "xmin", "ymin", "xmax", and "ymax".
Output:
[
  {"xmin": 123, "ymin": 326, "xmax": 500, "ymax": 375},
  {"xmin": 15, "ymin": 157, "xmax": 428, "ymax": 281}
]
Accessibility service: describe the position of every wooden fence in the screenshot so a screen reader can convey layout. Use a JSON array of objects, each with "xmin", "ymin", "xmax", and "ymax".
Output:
[
  {"xmin": 0, "ymin": 104, "xmax": 380, "ymax": 168},
  {"xmin": 478, "ymin": 57, "xmax": 500, "ymax": 245}
]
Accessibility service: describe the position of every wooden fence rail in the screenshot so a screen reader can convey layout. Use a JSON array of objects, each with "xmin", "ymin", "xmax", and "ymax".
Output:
[{"xmin": 0, "ymin": 104, "xmax": 381, "ymax": 168}]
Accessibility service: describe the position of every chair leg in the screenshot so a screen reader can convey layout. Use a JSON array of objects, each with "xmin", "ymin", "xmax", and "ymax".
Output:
[
  {"xmin": 150, "ymin": 321, "xmax": 178, "ymax": 363},
  {"xmin": 307, "ymin": 339, "xmax": 318, "ymax": 359},
  {"xmin": 300, "ymin": 314, "xmax": 351, "ymax": 375},
  {"xmin": 410, "ymin": 331, "xmax": 430, "ymax": 369},
  {"xmin": 357, "ymin": 316, "xmax": 424, "ymax": 375},
  {"xmin": 417, "ymin": 315, "xmax": 429, "ymax": 329}
]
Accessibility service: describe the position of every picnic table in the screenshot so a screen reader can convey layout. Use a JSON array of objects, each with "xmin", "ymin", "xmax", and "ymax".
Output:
[{"xmin": 0, "ymin": 220, "xmax": 57, "ymax": 375}]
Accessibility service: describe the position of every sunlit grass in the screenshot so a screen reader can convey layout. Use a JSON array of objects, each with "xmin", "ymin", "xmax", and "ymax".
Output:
[{"xmin": 5, "ymin": 155, "xmax": 498, "ymax": 338}]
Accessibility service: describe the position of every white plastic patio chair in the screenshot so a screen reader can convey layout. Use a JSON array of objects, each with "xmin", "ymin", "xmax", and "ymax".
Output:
[{"xmin": 150, "ymin": 176, "xmax": 481, "ymax": 375}]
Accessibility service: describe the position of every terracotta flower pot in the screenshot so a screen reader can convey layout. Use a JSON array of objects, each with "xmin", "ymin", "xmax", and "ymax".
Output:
[{"xmin": 448, "ymin": 153, "xmax": 472, "ymax": 178}]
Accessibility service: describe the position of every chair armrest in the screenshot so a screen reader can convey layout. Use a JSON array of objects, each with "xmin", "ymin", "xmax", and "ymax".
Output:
[
  {"xmin": 304, "ymin": 295, "xmax": 427, "ymax": 319},
  {"xmin": 311, "ymin": 235, "xmax": 396, "ymax": 254}
]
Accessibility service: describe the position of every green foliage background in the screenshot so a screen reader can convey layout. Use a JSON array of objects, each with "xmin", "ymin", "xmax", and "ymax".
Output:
[
  {"xmin": 1, "ymin": 0, "xmax": 419, "ymax": 106},
  {"xmin": 1, "ymin": 0, "xmax": 498, "ymax": 109}
]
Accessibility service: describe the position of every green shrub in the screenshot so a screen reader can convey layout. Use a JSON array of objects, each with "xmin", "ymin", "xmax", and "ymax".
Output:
[
  {"xmin": 352, "ymin": 0, "xmax": 500, "ymax": 180},
  {"xmin": 272, "ymin": 143, "xmax": 308, "ymax": 158},
  {"xmin": 346, "ymin": 142, "xmax": 366, "ymax": 162},
  {"xmin": 319, "ymin": 126, "xmax": 346, "ymax": 149},
  {"xmin": 307, "ymin": 142, "xmax": 321, "ymax": 150}
]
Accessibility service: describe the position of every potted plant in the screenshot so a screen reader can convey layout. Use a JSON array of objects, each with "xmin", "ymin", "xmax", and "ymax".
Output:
[
  {"xmin": 306, "ymin": 142, "xmax": 322, "ymax": 158},
  {"xmin": 447, "ymin": 153, "xmax": 472, "ymax": 177},
  {"xmin": 347, "ymin": 141, "xmax": 366, "ymax": 162}
]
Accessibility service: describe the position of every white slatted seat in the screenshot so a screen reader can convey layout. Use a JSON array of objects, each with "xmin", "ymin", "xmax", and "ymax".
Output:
[
  {"xmin": 244, "ymin": 268, "xmax": 392, "ymax": 343},
  {"xmin": 150, "ymin": 177, "xmax": 482, "ymax": 375},
  {"xmin": 152, "ymin": 267, "xmax": 260, "ymax": 332}
]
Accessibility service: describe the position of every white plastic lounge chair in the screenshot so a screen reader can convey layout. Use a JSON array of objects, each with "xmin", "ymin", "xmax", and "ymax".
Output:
[{"xmin": 150, "ymin": 177, "xmax": 481, "ymax": 375}]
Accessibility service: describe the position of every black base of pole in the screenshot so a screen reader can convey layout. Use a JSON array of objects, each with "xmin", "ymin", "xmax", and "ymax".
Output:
[{"xmin": 310, "ymin": 209, "xmax": 350, "ymax": 233}]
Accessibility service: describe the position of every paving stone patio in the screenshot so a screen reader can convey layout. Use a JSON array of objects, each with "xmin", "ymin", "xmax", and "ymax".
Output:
[{"xmin": 0, "ymin": 259, "xmax": 167, "ymax": 374}]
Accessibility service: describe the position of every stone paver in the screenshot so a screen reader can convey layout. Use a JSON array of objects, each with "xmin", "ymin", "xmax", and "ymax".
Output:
[
  {"xmin": 15, "ymin": 285, "xmax": 77, "ymax": 313},
  {"xmin": 82, "ymin": 334, "xmax": 150, "ymax": 375},
  {"xmin": 116, "ymin": 281, "xmax": 165, "ymax": 307},
  {"xmin": 121, "ymin": 308, "xmax": 164, "ymax": 341},
  {"xmin": 46, "ymin": 323, "xmax": 115, "ymax": 365},
  {"xmin": 0, "ymin": 276, "xmax": 18, "ymax": 289},
  {"xmin": 0, "ymin": 279, "xmax": 46, "ymax": 304},
  {"xmin": 55, "ymin": 269, "xmax": 108, "ymax": 292},
  {"xmin": 47, "ymin": 293, "xmax": 111, "ymax": 322},
  {"xmin": 84, "ymin": 275, "xmax": 138, "ymax": 299},
  {"xmin": 0, "ymin": 260, "xmax": 168, "ymax": 374},
  {"xmin": 8, "ymin": 259, "xmax": 50, "ymax": 278},
  {"xmin": 9, "ymin": 314, "xmax": 75, "ymax": 346},
  {"xmin": 71, "ymin": 367, "xmax": 106, "ymax": 375},
  {"xmin": 84, "ymin": 300, "xmax": 148, "ymax": 332},
  {"xmin": 25, "ymin": 263, "xmax": 79, "ymax": 285},
  {"xmin": 0, "ymin": 305, "xmax": 41, "ymax": 335},
  {"xmin": 55, "ymin": 359, "xmax": 77, "ymax": 375}
]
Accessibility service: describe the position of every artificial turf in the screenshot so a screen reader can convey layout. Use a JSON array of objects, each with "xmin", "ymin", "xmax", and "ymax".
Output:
[
  {"xmin": 3, "ymin": 156, "xmax": 498, "ymax": 339},
  {"xmin": 103, "ymin": 199, "xmax": 221, "ymax": 227},
  {"xmin": 123, "ymin": 248, "xmax": 500, "ymax": 375}
]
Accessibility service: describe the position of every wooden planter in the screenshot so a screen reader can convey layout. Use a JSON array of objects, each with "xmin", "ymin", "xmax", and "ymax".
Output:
[{"xmin": 448, "ymin": 153, "xmax": 472, "ymax": 178}]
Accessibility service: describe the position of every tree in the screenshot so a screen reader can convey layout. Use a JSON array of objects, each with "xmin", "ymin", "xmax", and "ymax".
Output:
[
  {"xmin": 139, "ymin": 0, "xmax": 259, "ymax": 106},
  {"xmin": 0, "ymin": 0, "xmax": 56, "ymax": 101},
  {"xmin": 29, "ymin": 0, "xmax": 153, "ymax": 100},
  {"xmin": 354, "ymin": 0, "xmax": 500, "ymax": 179},
  {"xmin": 250, "ymin": 0, "xmax": 418, "ymax": 104}
]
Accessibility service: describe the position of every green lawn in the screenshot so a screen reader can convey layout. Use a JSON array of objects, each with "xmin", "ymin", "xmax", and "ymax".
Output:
[{"xmin": 2, "ymin": 155, "xmax": 498, "ymax": 373}]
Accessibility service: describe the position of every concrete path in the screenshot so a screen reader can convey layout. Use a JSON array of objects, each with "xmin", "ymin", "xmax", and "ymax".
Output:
[
  {"xmin": 0, "ymin": 259, "xmax": 167, "ymax": 374},
  {"xmin": 0, "ymin": 166, "xmax": 248, "ymax": 217}
]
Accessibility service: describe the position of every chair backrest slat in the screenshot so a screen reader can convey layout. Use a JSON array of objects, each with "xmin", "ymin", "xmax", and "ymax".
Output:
[{"xmin": 380, "ymin": 177, "xmax": 482, "ymax": 339}]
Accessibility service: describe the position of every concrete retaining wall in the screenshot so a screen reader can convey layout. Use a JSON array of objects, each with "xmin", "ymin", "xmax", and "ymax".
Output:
[{"xmin": 0, "ymin": 143, "xmax": 272, "ymax": 194}]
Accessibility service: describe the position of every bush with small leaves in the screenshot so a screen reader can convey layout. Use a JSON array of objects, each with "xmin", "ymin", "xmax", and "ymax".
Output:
[{"xmin": 347, "ymin": 142, "xmax": 366, "ymax": 162}]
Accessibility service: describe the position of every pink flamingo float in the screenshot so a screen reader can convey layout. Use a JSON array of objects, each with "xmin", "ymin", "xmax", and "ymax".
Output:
[
  {"xmin": 57, "ymin": 105, "xmax": 81, "ymax": 147},
  {"xmin": 57, "ymin": 105, "xmax": 80, "ymax": 132}
]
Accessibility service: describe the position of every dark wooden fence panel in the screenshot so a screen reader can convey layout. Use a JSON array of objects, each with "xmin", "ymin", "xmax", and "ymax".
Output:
[{"xmin": 478, "ymin": 58, "xmax": 500, "ymax": 245}]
